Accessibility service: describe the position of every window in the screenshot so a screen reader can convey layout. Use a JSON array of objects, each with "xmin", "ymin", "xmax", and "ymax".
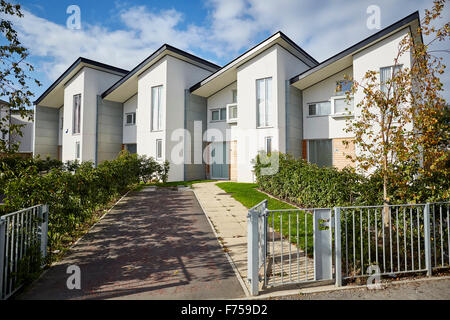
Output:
[
  {"xmin": 125, "ymin": 112, "xmax": 136, "ymax": 125},
  {"xmin": 211, "ymin": 108, "xmax": 226, "ymax": 122},
  {"xmin": 308, "ymin": 101, "xmax": 331, "ymax": 116},
  {"xmin": 72, "ymin": 94, "xmax": 81, "ymax": 134},
  {"xmin": 126, "ymin": 144, "xmax": 137, "ymax": 154},
  {"xmin": 256, "ymin": 77, "xmax": 272, "ymax": 127},
  {"xmin": 156, "ymin": 139, "xmax": 162, "ymax": 160},
  {"xmin": 308, "ymin": 140, "xmax": 332, "ymax": 167},
  {"xmin": 232, "ymin": 90, "xmax": 237, "ymax": 103},
  {"xmin": 227, "ymin": 104, "xmax": 238, "ymax": 123},
  {"xmin": 265, "ymin": 137, "xmax": 272, "ymax": 154},
  {"xmin": 75, "ymin": 141, "xmax": 80, "ymax": 159},
  {"xmin": 151, "ymin": 86, "xmax": 163, "ymax": 131},
  {"xmin": 332, "ymin": 97, "xmax": 354, "ymax": 114},
  {"xmin": 336, "ymin": 80, "xmax": 353, "ymax": 96},
  {"xmin": 380, "ymin": 65, "xmax": 402, "ymax": 95}
]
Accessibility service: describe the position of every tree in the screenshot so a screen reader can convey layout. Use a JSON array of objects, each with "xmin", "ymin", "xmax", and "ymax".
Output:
[
  {"xmin": 342, "ymin": 0, "xmax": 449, "ymax": 223},
  {"xmin": 0, "ymin": 0, "xmax": 40, "ymax": 154}
]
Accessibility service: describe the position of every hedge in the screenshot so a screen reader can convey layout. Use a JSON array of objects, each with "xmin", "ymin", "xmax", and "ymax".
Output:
[{"xmin": 0, "ymin": 151, "xmax": 169, "ymax": 260}]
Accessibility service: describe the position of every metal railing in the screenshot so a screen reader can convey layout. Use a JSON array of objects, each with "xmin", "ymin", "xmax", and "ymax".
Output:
[
  {"xmin": 248, "ymin": 201, "xmax": 449, "ymax": 296},
  {"xmin": 336, "ymin": 202, "xmax": 449, "ymax": 283},
  {"xmin": 0, "ymin": 204, "xmax": 48, "ymax": 300}
]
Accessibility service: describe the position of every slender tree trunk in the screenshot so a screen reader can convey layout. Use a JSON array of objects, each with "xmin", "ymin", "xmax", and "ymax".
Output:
[{"xmin": 383, "ymin": 154, "xmax": 390, "ymax": 227}]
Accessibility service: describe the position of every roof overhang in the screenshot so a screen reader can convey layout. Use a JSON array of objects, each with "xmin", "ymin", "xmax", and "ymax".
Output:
[
  {"xmin": 290, "ymin": 11, "xmax": 421, "ymax": 91},
  {"xmin": 102, "ymin": 44, "xmax": 221, "ymax": 103},
  {"xmin": 34, "ymin": 58, "xmax": 129, "ymax": 108},
  {"xmin": 190, "ymin": 32, "xmax": 319, "ymax": 98}
]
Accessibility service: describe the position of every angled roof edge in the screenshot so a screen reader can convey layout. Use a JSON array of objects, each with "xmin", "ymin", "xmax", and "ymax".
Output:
[
  {"xmin": 289, "ymin": 11, "xmax": 420, "ymax": 85},
  {"xmin": 101, "ymin": 44, "xmax": 221, "ymax": 99},
  {"xmin": 189, "ymin": 31, "xmax": 319, "ymax": 93},
  {"xmin": 34, "ymin": 57, "xmax": 129, "ymax": 105}
]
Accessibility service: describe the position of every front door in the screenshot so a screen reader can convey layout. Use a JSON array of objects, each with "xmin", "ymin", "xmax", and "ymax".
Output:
[{"xmin": 210, "ymin": 142, "xmax": 229, "ymax": 179}]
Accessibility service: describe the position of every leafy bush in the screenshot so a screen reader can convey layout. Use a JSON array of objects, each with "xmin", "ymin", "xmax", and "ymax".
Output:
[
  {"xmin": 0, "ymin": 151, "xmax": 170, "ymax": 259},
  {"xmin": 254, "ymin": 152, "xmax": 381, "ymax": 208}
]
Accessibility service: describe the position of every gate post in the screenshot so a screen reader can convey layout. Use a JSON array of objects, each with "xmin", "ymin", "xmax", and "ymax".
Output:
[
  {"xmin": 39, "ymin": 204, "xmax": 49, "ymax": 262},
  {"xmin": 0, "ymin": 217, "xmax": 6, "ymax": 299},
  {"xmin": 247, "ymin": 209, "xmax": 259, "ymax": 296},
  {"xmin": 424, "ymin": 203, "xmax": 432, "ymax": 276},
  {"xmin": 334, "ymin": 207, "xmax": 342, "ymax": 287}
]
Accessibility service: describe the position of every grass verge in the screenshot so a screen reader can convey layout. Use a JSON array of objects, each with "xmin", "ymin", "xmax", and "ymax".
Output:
[{"xmin": 216, "ymin": 182, "xmax": 313, "ymax": 254}]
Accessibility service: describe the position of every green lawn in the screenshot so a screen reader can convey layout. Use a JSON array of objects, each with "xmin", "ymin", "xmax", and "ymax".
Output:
[{"xmin": 216, "ymin": 182, "xmax": 313, "ymax": 254}]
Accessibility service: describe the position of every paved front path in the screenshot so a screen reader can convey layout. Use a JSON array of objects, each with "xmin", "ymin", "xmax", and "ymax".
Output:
[{"xmin": 19, "ymin": 187, "xmax": 244, "ymax": 300}]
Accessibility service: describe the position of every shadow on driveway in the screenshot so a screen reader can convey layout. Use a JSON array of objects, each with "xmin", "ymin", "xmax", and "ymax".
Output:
[{"xmin": 19, "ymin": 188, "xmax": 245, "ymax": 300}]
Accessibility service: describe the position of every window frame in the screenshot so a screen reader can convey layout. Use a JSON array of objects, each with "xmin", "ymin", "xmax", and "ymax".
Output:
[
  {"xmin": 256, "ymin": 77, "xmax": 273, "ymax": 128},
  {"xmin": 307, "ymin": 101, "xmax": 331, "ymax": 117},
  {"xmin": 72, "ymin": 94, "xmax": 81, "ymax": 134},
  {"xmin": 226, "ymin": 103, "xmax": 238, "ymax": 123},
  {"xmin": 380, "ymin": 64, "xmax": 403, "ymax": 96},
  {"xmin": 265, "ymin": 136, "xmax": 272, "ymax": 154},
  {"xmin": 307, "ymin": 139, "xmax": 333, "ymax": 168},
  {"xmin": 75, "ymin": 141, "xmax": 80, "ymax": 159},
  {"xmin": 151, "ymin": 85, "xmax": 163, "ymax": 132},
  {"xmin": 210, "ymin": 107, "xmax": 227, "ymax": 122},
  {"xmin": 156, "ymin": 139, "xmax": 163, "ymax": 160},
  {"xmin": 330, "ymin": 96, "xmax": 354, "ymax": 116},
  {"xmin": 125, "ymin": 112, "xmax": 136, "ymax": 126}
]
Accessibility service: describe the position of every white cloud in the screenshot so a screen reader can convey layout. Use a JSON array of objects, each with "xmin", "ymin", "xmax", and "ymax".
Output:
[{"xmin": 8, "ymin": 0, "xmax": 449, "ymax": 100}]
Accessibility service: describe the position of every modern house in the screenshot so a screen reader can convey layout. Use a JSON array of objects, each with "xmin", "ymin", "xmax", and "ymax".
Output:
[
  {"xmin": 0, "ymin": 99, "xmax": 34, "ymax": 158},
  {"xmin": 33, "ymin": 11, "xmax": 421, "ymax": 182}
]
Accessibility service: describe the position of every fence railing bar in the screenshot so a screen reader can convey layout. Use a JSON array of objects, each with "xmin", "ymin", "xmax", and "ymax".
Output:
[
  {"xmin": 296, "ymin": 211, "xmax": 299, "ymax": 283},
  {"xmin": 288, "ymin": 212, "xmax": 292, "ymax": 282},
  {"xmin": 375, "ymin": 208, "xmax": 379, "ymax": 267},
  {"xmin": 305, "ymin": 212, "xmax": 308, "ymax": 280},
  {"xmin": 447, "ymin": 206, "xmax": 449, "ymax": 266},
  {"xmin": 440, "ymin": 205, "xmax": 444, "ymax": 267},
  {"xmin": 433, "ymin": 204, "xmax": 437, "ymax": 267},
  {"xmin": 410, "ymin": 207, "xmax": 414, "ymax": 270},
  {"xmin": 389, "ymin": 207, "xmax": 393, "ymax": 274},
  {"xmin": 345, "ymin": 209, "xmax": 348, "ymax": 277},
  {"xmin": 352, "ymin": 209, "xmax": 356, "ymax": 274},
  {"xmin": 367, "ymin": 209, "xmax": 371, "ymax": 267},
  {"xmin": 0, "ymin": 205, "xmax": 43, "ymax": 219},
  {"xmin": 382, "ymin": 208, "xmax": 386, "ymax": 272},
  {"xmin": 272, "ymin": 212, "xmax": 275, "ymax": 282},
  {"xmin": 360, "ymin": 209, "xmax": 364, "ymax": 275},
  {"xmin": 280, "ymin": 212, "xmax": 283, "ymax": 284},
  {"xmin": 418, "ymin": 207, "xmax": 421, "ymax": 270},
  {"xmin": 396, "ymin": 208, "xmax": 400, "ymax": 272},
  {"xmin": 403, "ymin": 207, "xmax": 407, "ymax": 271}
]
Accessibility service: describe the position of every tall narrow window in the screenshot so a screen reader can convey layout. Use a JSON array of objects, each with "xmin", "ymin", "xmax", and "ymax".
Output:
[
  {"xmin": 75, "ymin": 141, "xmax": 80, "ymax": 159},
  {"xmin": 265, "ymin": 137, "xmax": 272, "ymax": 154},
  {"xmin": 151, "ymin": 86, "xmax": 163, "ymax": 131},
  {"xmin": 125, "ymin": 112, "xmax": 136, "ymax": 125},
  {"xmin": 73, "ymin": 94, "xmax": 81, "ymax": 134},
  {"xmin": 232, "ymin": 89, "xmax": 237, "ymax": 103},
  {"xmin": 256, "ymin": 77, "xmax": 272, "ymax": 127},
  {"xmin": 156, "ymin": 139, "xmax": 162, "ymax": 160}
]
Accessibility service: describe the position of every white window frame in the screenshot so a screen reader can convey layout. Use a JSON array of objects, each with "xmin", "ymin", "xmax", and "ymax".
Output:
[
  {"xmin": 330, "ymin": 96, "xmax": 354, "ymax": 117},
  {"xmin": 151, "ymin": 85, "xmax": 163, "ymax": 131},
  {"xmin": 75, "ymin": 141, "xmax": 80, "ymax": 159},
  {"xmin": 226, "ymin": 103, "xmax": 238, "ymax": 123},
  {"xmin": 156, "ymin": 139, "xmax": 163, "ymax": 160},
  {"xmin": 307, "ymin": 139, "xmax": 333, "ymax": 167},
  {"xmin": 256, "ymin": 77, "xmax": 273, "ymax": 128},
  {"xmin": 210, "ymin": 107, "xmax": 226, "ymax": 122},
  {"xmin": 265, "ymin": 136, "xmax": 272, "ymax": 154},
  {"xmin": 125, "ymin": 112, "xmax": 136, "ymax": 126},
  {"xmin": 380, "ymin": 65, "xmax": 402, "ymax": 96},
  {"xmin": 72, "ymin": 94, "xmax": 81, "ymax": 134},
  {"xmin": 307, "ymin": 101, "xmax": 331, "ymax": 117}
]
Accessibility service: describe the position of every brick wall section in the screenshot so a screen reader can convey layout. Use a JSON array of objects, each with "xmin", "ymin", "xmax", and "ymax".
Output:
[
  {"xmin": 302, "ymin": 140, "xmax": 307, "ymax": 160},
  {"xmin": 230, "ymin": 140, "xmax": 237, "ymax": 181},
  {"xmin": 332, "ymin": 138, "xmax": 355, "ymax": 170}
]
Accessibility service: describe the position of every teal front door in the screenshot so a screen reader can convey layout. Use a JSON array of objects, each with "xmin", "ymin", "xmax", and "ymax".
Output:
[{"xmin": 210, "ymin": 142, "xmax": 229, "ymax": 179}]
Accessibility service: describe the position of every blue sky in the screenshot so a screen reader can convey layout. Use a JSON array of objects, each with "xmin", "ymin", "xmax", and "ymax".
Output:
[{"xmin": 6, "ymin": 0, "xmax": 450, "ymax": 102}]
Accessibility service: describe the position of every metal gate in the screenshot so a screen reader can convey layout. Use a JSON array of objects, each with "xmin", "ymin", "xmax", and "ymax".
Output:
[
  {"xmin": 247, "ymin": 201, "xmax": 449, "ymax": 296},
  {"xmin": 247, "ymin": 201, "xmax": 335, "ymax": 295}
]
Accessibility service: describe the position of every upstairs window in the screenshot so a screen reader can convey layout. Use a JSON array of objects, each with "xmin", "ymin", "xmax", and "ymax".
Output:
[
  {"xmin": 232, "ymin": 89, "xmax": 237, "ymax": 103},
  {"xmin": 380, "ymin": 65, "xmax": 402, "ymax": 96},
  {"xmin": 332, "ymin": 97, "xmax": 354, "ymax": 114},
  {"xmin": 72, "ymin": 94, "xmax": 81, "ymax": 134},
  {"xmin": 125, "ymin": 112, "xmax": 136, "ymax": 125},
  {"xmin": 211, "ymin": 108, "xmax": 226, "ymax": 122},
  {"xmin": 256, "ymin": 77, "xmax": 272, "ymax": 127},
  {"xmin": 151, "ymin": 85, "xmax": 163, "ymax": 131},
  {"xmin": 308, "ymin": 101, "xmax": 331, "ymax": 116}
]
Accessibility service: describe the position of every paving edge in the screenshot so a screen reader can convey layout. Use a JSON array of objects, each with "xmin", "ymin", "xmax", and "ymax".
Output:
[
  {"xmin": 192, "ymin": 186, "xmax": 251, "ymax": 298},
  {"xmin": 242, "ymin": 275, "xmax": 450, "ymax": 300},
  {"xmin": 16, "ymin": 189, "xmax": 132, "ymax": 299}
]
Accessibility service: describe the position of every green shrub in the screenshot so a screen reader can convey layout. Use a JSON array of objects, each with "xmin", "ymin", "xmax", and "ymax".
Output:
[{"xmin": 0, "ymin": 150, "xmax": 170, "ymax": 259}]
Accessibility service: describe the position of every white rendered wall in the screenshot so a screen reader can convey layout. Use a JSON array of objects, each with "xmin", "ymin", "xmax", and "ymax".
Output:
[
  {"xmin": 206, "ymin": 82, "xmax": 237, "ymax": 142},
  {"xmin": 302, "ymin": 66, "xmax": 354, "ymax": 140},
  {"xmin": 123, "ymin": 94, "xmax": 137, "ymax": 144}
]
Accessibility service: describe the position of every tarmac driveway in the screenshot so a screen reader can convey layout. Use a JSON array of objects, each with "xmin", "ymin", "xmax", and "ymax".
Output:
[{"xmin": 18, "ymin": 187, "xmax": 245, "ymax": 300}]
